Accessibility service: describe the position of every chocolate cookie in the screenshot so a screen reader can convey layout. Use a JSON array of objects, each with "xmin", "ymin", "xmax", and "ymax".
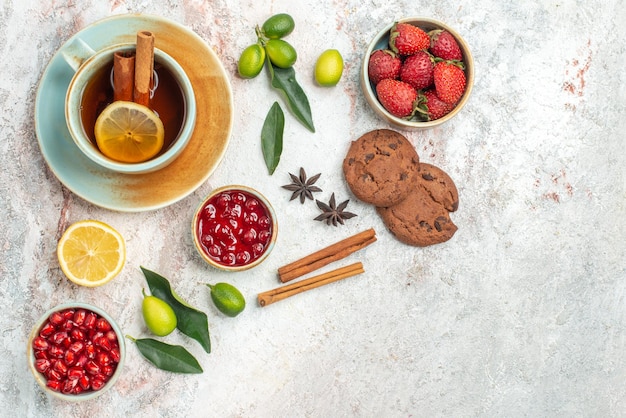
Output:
[
  {"xmin": 342, "ymin": 129, "xmax": 420, "ymax": 207},
  {"xmin": 377, "ymin": 163, "xmax": 459, "ymax": 247}
]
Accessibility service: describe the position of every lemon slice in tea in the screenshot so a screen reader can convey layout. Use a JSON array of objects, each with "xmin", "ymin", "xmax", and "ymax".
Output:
[
  {"xmin": 57, "ymin": 220, "xmax": 126, "ymax": 287},
  {"xmin": 94, "ymin": 100, "xmax": 165, "ymax": 163}
]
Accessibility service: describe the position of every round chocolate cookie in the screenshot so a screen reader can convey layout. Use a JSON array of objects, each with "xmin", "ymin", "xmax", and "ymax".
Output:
[
  {"xmin": 377, "ymin": 163, "xmax": 459, "ymax": 247},
  {"xmin": 342, "ymin": 129, "xmax": 420, "ymax": 207}
]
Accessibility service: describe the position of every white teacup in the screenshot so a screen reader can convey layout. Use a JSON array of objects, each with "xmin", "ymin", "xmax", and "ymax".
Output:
[{"xmin": 63, "ymin": 39, "xmax": 196, "ymax": 174}]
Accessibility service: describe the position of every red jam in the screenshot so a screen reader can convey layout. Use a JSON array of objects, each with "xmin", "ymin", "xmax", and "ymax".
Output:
[
  {"xmin": 32, "ymin": 307, "xmax": 120, "ymax": 395},
  {"xmin": 196, "ymin": 189, "xmax": 273, "ymax": 267}
]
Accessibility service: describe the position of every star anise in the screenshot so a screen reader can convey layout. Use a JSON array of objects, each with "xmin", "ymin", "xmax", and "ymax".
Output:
[
  {"xmin": 282, "ymin": 167, "xmax": 322, "ymax": 204},
  {"xmin": 314, "ymin": 193, "xmax": 357, "ymax": 226}
]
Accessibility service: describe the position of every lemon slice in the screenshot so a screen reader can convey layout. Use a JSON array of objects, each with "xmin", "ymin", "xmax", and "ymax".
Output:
[
  {"xmin": 94, "ymin": 101, "xmax": 165, "ymax": 163},
  {"xmin": 57, "ymin": 220, "xmax": 126, "ymax": 287}
]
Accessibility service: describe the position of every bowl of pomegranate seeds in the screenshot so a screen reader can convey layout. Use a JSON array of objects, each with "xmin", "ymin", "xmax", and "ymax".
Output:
[
  {"xmin": 192, "ymin": 185, "xmax": 278, "ymax": 272},
  {"xmin": 28, "ymin": 302, "xmax": 125, "ymax": 401},
  {"xmin": 361, "ymin": 17, "xmax": 474, "ymax": 129}
]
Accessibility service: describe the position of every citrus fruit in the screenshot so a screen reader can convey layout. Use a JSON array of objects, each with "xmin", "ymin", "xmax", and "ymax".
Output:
[
  {"xmin": 205, "ymin": 283, "xmax": 246, "ymax": 317},
  {"xmin": 238, "ymin": 43, "xmax": 266, "ymax": 78},
  {"xmin": 314, "ymin": 49, "xmax": 344, "ymax": 86},
  {"xmin": 261, "ymin": 13, "xmax": 295, "ymax": 39},
  {"xmin": 265, "ymin": 39, "xmax": 297, "ymax": 68},
  {"xmin": 94, "ymin": 100, "xmax": 165, "ymax": 163},
  {"xmin": 57, "ymin": 220, "xmax": 126, "ymax": 287},
  {"xmin": 142, "ymin": 290, "xmax": 177, "ymax": 337}
]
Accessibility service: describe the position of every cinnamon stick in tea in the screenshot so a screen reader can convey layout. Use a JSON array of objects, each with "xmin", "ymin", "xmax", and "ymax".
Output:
[
  {"xmin": 277, "ymin": 228, "xmax": 376, "ymax": 283},
  {"xmin": 113, "ymin": 51, "xmax": 135, "ymax": 102},
  {"xmin": 259, "ymin": 262, "xmax": 365, "ymax": 307},
  {"xmin": 133, "ymin": 30, "xmax": 155, "ymax": 107}
]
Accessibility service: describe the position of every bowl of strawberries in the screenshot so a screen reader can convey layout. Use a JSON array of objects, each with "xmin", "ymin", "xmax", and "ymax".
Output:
[{"xmin": 361, "ymin": 17, "xmax": 474, "ymax": 129}]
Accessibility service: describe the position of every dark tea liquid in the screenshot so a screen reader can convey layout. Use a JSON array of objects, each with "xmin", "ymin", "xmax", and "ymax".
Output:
[{"xmin": 80, "ymin": 58, "xmax": 186, "ymax": 158}]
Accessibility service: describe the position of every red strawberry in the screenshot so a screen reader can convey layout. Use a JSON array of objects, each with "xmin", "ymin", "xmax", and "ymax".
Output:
[
  {"xmin": 375, "ymin": 79, "xmax": 418, "ymax": 118},
  {"xmin": 368, "ymin": 49, "xmax": 401, "ymax": 85},
  {"xmin": 389, "ymin": 22, "xmax": 430, "ymax": 55},
  {"xmin": 416, "ymin": 89, "xmax": 453, "ymax": 121},
  {"xmin": 399, "ymin": 50, "xmax": 434, "ymax": 90},
  {"xmin": 433, "ymin": 61, "xmax": 466, "ymax": 104},
  {"xmin": 428, "ymin": 30, "xmax": 463, "ymax": 61}
]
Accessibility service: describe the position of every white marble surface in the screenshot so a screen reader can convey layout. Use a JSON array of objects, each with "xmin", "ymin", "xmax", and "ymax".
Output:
[{"xmin": 2, "ymin": 0, "xmax": 625, "ymax": 416}]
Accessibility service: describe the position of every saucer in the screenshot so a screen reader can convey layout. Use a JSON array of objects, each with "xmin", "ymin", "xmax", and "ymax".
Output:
[{"xmin": 35, "ymin": 14, "xmax": 233, "ymax": 212}]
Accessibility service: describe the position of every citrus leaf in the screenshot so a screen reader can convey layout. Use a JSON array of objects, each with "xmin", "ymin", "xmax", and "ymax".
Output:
[
  {"xmin": 128, "ymin": 336, "xmax": 203, "ymax": 374},
  {"xmin": 261, "ymin": 102, "xmax": 284, "ymax": 175},
  {"xmin": 140, "ymin": 266, "xmax": 211, "ymax": 353},
  {"xmin": 267, "ymin": 60, "xmax": 315, "ymax": 132}
]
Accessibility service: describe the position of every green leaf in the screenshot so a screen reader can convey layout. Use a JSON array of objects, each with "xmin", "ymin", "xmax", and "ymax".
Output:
[
  {"xmin": 267, "ymin": 60, "xmax": 315, "ymax": 132},
  {"xmin": 127, "ymin": 336, "xmax": 203, "ymax": 374},
  {"xmin": 140, "ymin": 267, "xmax": 211, "ymax": 353},
  {"xmin": 261, "ymin": 102, "xmax": 284, "ymax": 175}
]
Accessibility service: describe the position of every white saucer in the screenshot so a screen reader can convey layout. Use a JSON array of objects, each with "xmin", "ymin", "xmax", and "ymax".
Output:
[{"xmin": 35, "ymin": 14, "xmax": 233, "ymax": 212}]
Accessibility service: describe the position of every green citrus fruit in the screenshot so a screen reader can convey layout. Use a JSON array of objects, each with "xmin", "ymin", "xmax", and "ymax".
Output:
[
  {"xmin": 314, "ymin": 49, "xmax": 344, "ymax": 87},
  {"xmin": 142, "ymin": 290, "xmax": 177, "ymax": 336},
  {"xmin": 265, "ymin": 39, "xmax": 297, "ymax": 68},
  {"xmin": 238, "ymin": 43, "xmax": 266, "ymax": 78},
  {"xmin": 261, "ymin": 13, "xmax": 295, "ymax": 39},
  {"xmin": 206, "ymin": 282, "xmax": 245, "ymax": 317}
]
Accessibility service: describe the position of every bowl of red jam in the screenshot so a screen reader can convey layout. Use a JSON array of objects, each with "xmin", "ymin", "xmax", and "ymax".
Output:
[
  {"xmin": 192, "ymin": 185, "xmax": 278, "ymax": 271},
  {"xmin": 27, "ymin": 302, "xmax": 125, "ymax": 401}
]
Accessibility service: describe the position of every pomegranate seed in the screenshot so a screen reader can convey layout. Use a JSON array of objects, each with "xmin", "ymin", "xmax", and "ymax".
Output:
[
  {"xmin": 85, "ymin": 360, "xmax": 100, "ymax": 376},
  {"xmin": 84, "ymin": 342, "xmax": 96, "ymax": 359},
  {"xmin": 73, "ymin": 309, "xmax": 86, "ymax": 326},
  {"xmin": 75, "ymin": 354, "xmax": 88, "ymax": 368},
  {"xmin": 48, "ymin": 344, "xmax": 65, "ymax": 358},
  {"xmin": 48, "ymin": 312, "xmax": 64, "ymax": 326},
  {"xmin": 79, "ymin": 375, "xmax": 90, "ymax": 390},
  {"xmin": 67, "ymin": 366, "xmax": 84, "ymax": 381},
  {"xmin": 105, "ymin": 330, "xmax": 118, "ymax": 342},
  {"xmin": 32, "ymin": 336, "xmax": 49, "ymax": 351},
  {"xmin": 69, "ymin": 340, "xmax": 84, "ymax": 354},
  {"xmin": 96, "ymin": 352, "xmax": 111, "ymax": 367},
  {"xmin": 83, "ymin": 313, "xmax": 97, "ymax": 329},
  {"xmin": 91, "ymin": 377, "xmax": 105, "ymax": 391},
  {"xmin": 95, "ymin": 318, "xmax": 112, "ymax": 332},
  {"xmin": 46, "ymin": 380, "xmax": 61, "ymax": 392},
  {"xmin": 53, "ymin": 359, "xmax": 68, "ymax": 376},
  {"xmin": 51, "ymin": 331, "xmax": 68, "ymax": 345},
  {"xmin": 109, "ymin": 347, "xmax": 121, "ymax": 363},
  {"xmin": 62, "ymin": 309, "xmax": 75, "ymax": 320},
  {"xmin": 34, "ymin": 350, "xmax": 49, "ymax": 360},
  {"xmin": 62, "ymin": 378, "xmax": 77, "ymax": 394},
  {"xmin": 35, "ymin": 359, "xmax": 51, "ymax": 373},
  {"xmin": 73, "ymin": 384, "xmax": 84, "ymax": 394},
  {"xmin": 102, "ymin": 364, "xmax": 114, "ymax": 376},
  {"xmin": 46, "ymin": 368, "xmax": 62, "ymax": 382},
  {"xmin": 95, "ymin": 336, "xmax": 112, "ymax": 352},
  {"xmin": 39, "ymin": 322, "xmax": 56, "ymax": 338},
  {"xmin": 71, "ymin": 328, "xmax": 85, "ymax": 341},
  {"xmin": 64, "ymin": 350, "xmax": 76, "ymax": 366}
]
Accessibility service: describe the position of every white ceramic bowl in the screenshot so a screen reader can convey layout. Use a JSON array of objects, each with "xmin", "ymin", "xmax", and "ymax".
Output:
[
  {"xmin": 361, "ymin": 17, "xmax": 474, "ymax": 129},
  {"xmin": 27, "ymin": 302, "xmax": 125, "ymax": 401},
  {"xmin": 192, "ymin": 185, "xmax": 278, "ymax": 272}
]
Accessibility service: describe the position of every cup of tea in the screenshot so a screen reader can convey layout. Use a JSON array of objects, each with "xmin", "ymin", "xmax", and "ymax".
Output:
[{"xmin": 63, "ymin": 38, "xmax": 196, "ymax": 174}]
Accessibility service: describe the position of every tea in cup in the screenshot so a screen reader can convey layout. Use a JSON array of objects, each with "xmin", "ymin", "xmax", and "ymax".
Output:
[{"xmin": 63, "ymin": 38, "xmax": 196, "ymax": 174}]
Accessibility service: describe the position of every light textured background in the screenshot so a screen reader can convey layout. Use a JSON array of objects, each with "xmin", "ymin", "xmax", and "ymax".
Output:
[{"xmin": 2, "ymin": 0, "xmax": 625, "ymax": 417}]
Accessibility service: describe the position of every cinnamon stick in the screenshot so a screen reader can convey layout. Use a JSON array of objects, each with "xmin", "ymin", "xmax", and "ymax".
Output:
[
  {"xmin": 133, "ymin": 30, "xmax": 155, "ymax": 107},
  {"xmin": 113, "ymin": 51, "xmax": 135, "ymax": 102},
  {"xmin": 277, "ymin": 228, "xmax": 376, "ymax": 283},
  {"xmin": 259, "ymin": 262, "xmax": 365, "ymax": 307}
]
